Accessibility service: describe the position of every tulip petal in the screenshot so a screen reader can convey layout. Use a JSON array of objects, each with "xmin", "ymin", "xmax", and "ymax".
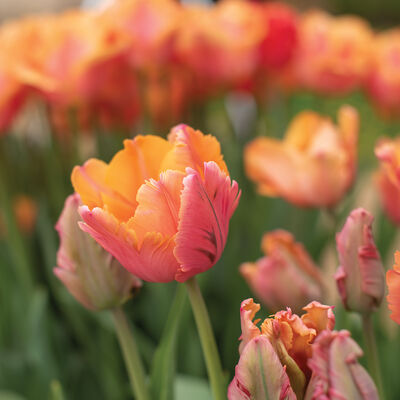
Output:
[
  {"xmin": 54, "ymin": 266, "xmax": 94, "ymax": 310},
  {"xmin": 79, "ymin": 206, "xmax": 179, "ymax": 282},
  {"xmin": 305, "ymin": 330, "xmax": 379, "ymax": 400},
  {"xmin": 301, "ymin": 301, "xmax": 335, "ymax": 333},
  {"xmin": 162, "ymin": 124, "xmax": 229, "ymax": 175},
  {"xmin": 174, "ymin": 161, "xmax": 240, "ymax": 282},
  {"xmin": 129, "ymin": 169, "xmax": 185, "ymax": 243},
  {"xmin": 238, "ymin": 298, "xmax": 261, "ymax": 354},
  {"xmin": 228, "ymin": 335, "xmax": 296, "ymax": 400},
  {"xmin": 387, "ymin": 251, "xmax": 400, "ymax": 324},
  {"xmin": 71, "ymin": 158, "xmax": 108, "ymax": 209}
]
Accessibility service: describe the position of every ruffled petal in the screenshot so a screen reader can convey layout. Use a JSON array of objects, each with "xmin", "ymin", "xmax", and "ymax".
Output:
[
  {"xmin": 79, "ymin": 206, "xmax": 179, "ymax": 282},
  {"xmin": 238, "ymin": 298, "xmax": 261, "ymax": 354},
  {"xmin": 128, "ymin": 169, "xmax": 185, "ymax": 243},
  {"xmin": 174, "ymin": 161, "xmax": 240, "ymax": 282},
  {"xmin": 162, "ymin": 124, "xmax": 228, "ymax": 175}
]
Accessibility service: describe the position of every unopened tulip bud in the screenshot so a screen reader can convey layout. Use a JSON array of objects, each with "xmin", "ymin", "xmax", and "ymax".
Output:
[
  {"xmin": 54, "ymin": 194, "xmax": 141, "ymax": 311},
  {"xmin": 305, "ymin": 330, "xmax": 379, "ymax": 400},
  {"xmin": 335, "ymin": 208, "xmax": 384, "ymax": 314},
  {"xmin": 240, "ymin": 230, "xmax": 324, "ymax": 314}
]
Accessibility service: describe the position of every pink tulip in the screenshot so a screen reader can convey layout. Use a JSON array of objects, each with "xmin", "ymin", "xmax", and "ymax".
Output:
[
  {"xmin": 335, "ymin": 208, "xmax": 384, "ymax": 313},
  {"xmin": 305, "ymin": 330, "xmax": 379, "ymax": 400},
  {"xmin": 240, "ymin": 230, "xmax": 323, "ymax": 314},
  {"xmin": 54, "ymin": 194, "xmax": 141, "ymax": 310}
]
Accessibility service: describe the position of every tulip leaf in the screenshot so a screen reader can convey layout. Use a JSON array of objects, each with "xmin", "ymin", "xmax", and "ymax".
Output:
[
  {"xmin": 149, "ymin": 284, "xmax": 187, "ymax": 400},
  {"xmin": 0, "ymin": 392, "xmax": 26, "ymax": 400}
]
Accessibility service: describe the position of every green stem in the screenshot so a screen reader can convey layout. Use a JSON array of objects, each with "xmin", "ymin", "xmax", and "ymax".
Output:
[
  {"xmin": 185, "ymin": 277, "xmax": 226, "ymax": 400},
  {"xmin": 362, "ymin": 314, "xmax": 385, "ymax": 400},
  {"xmin": 112, "ymin": 307, "xmax": 150, "ymax": 400}
]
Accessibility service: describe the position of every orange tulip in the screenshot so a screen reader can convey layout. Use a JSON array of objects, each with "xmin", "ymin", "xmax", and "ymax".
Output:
[
  {"xmin": 244, "ymin": 106, "xmax": 358, "ymax": 208},
  {"xmin": 366, "ymin": 30, "xmax": 400, "ymax": 117},
  {"xmin": 99, "ymin": 0, "xmax": 181, "ymax": 69},
  {"xmin": 233, "ymin": 298, "xmax": 335, "ymax": 398},
  {"xmin": 387, "ymin": 251, "xmax": 400, "ymax": 324},
  {"xmin": 294, "ymin": 11, "xmax": 373, "ymax": 94},
  {"xmin": 239, "ymin": 299, "xmax": 334, "ymax": 374},
  {"xmin": 375, "ymin": 138, "xmax": 400, "ymax": 225},
  {"xmin": 0, "ymin": 10, "xmax": 140, "ymax": 133},
  {"xmin": 176, "ymin": 1, "xmax": 264, "ymax": 98},
  {"xmin": 240, "ymin": 230, "xmax": 323, "ymax": 314},
  {"xmin": 71, "ymin": 125, "xmax": 240, "ymax": 283}
]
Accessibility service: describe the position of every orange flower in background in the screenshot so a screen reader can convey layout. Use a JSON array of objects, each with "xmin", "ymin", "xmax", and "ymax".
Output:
[
  {"xmin": 387, "ymin": 251, "xmax": 400, "ymax": 324},
  {"xmin": 99, "ymin": 0, "xmax": 181, "ymax": 69},
  {"xmin": 375, "ymin": 137, "xmax": 400, "ymax": 225},
  {"xmin": 240, "ymin": 230, "xmax": 323, "ymax": 314},
  {"xmin": 13, "ymin": 195, "xmax": 37, "ymax": 234},
  {"xmin": 244, "ymin": 105, "xmax": 359, "ymax": 208},
  {"xmin": 0, "ymin": 66, "xmax": 28, "ymax": 133},
  {"xmin": 0, "ymin": 10, "xmax": 140, "ymax": 133},
  {"xmin": 71, "ymin": 124, "xmax": 240, "ymax": 283},
  {"xmin": 294, "ymin": 10, "xmax": 373, "ymax": 94},
  {"xmin": 176, "ymin": 0, "xmax": 264, "ymax": 98},
  {"xmin": 366, "ymin": 30, "xmax": 400, "ymax": 117}
]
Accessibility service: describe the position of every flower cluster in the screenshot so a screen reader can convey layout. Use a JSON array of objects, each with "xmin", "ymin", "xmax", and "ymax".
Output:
[
  {"xmin": 229, "ymin": 299, "xmax": 379, "ymax": 399},
  {"xmin": 2, "ymin": 0, "xmax": 400, "ymax": 136}
]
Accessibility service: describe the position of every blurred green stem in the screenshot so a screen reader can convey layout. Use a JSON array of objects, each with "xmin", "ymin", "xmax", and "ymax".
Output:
[
  {"xmin": 185, "ymin": 277, "xmax": 226, "ymax": 400},
  {"xmin": 362, "ymin": 314, "xmax": 385, "ymax": 400},
  {"xmin": 112, "ymin": 307, "xmax": 150, "ymax": 400}
]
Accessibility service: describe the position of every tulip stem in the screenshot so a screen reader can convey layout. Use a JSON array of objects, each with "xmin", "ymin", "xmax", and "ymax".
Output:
[
  {"xmin": 362, "ymin": 314, "xmax": 385, "ymax": 400},
  {"xmin": 185, "ymin": 277, "xmax": 226, "ymax": 400},
  {"xmin": 112, "ymin": 307, "xmax": 150, "ymax": 400}
]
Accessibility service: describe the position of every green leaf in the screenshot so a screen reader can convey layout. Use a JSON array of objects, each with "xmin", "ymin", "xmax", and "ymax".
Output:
[
  {"xmin": 0, "ymin": 391, "xmax": 26, "ymax": 400},
  {"xmin": 149, "ymin": 284, "xmax": 187, "ymax": 400},
  {"xmin": 175, "ymin": 375, "xmax": 212, "ymax": 400}
]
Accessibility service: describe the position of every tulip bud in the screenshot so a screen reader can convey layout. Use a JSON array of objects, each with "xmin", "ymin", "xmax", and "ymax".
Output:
[
  {"xmin": 375, "ymin": 138, "xmax": 400, "ymax": 225},
  {"xmin": 54, "ymin": 194, "xmax": 141, "ymax": 311},
  {"xmin": 240, "ymin": 230, "xmax": 323, "ymax": 314},
  {"xmin": 335, "ymin": 208, "xmax": 384, "ymax": 314},
  {"xmin": 305, "ymin": 330, "xmax": 379, "ymax": 400},
  {"xmin": 228, "ymin": 335, "xmax": 296, "ymax": 400}
]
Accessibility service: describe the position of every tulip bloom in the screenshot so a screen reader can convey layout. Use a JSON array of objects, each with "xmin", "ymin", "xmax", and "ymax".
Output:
[
  {"xmin": 71, "ymin": 125, "xmax": 240, "ymax": 283},
  {"xmin": 335, "ymin": 208, "xmax": 384, "ymax": 314},
  {"xmin": 230, "ymin": 299, "xmax": 334, "ymax": 399},
  {"xmin": 240, "ymin": 230, "xmax": 323, "ymax": 314},
  {"xmin": 386, "ymin": 251, "xmax": 400, "ymax": 324},
  {"xmin": 176, "ymin": 1, "xmax": 264, "ymax": 98},
  {"xmin": 366, "ymin": 29, "xmax": 400, "ymax": 117},
  {"xmin": 54, "ymin": 194, "xmax": 141, "ymax": 311},
  {"xmin": 230, "ymin": 299, "xmax": 378, "ymax": 400},
  {"xmin": 244, "ymin": 106, "xmax": 358, "ymax": 208},
  {"xmin": 375, "ymin": 138, "xmax": 400, "ymax": 225},
  {"xmin": 294, "ymin": 11, "xmax": 373, "ymax": 94},
  {"xmin": 305, "ymin": 330, "xmax": 379, "ymax": 400}
]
